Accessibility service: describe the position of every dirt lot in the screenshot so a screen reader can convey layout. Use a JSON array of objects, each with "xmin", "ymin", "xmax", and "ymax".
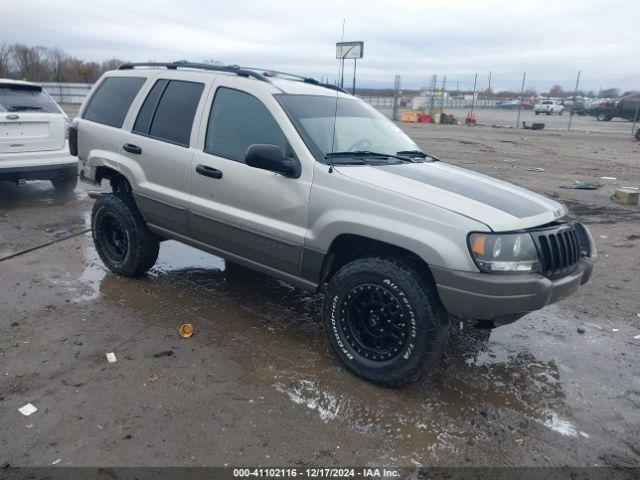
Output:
[{"xmin": 1, "ymin": 118, "xmax": 639, "ymax": 470}]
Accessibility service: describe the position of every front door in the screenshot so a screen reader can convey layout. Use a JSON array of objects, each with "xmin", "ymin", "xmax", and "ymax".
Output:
[{"xmin": 189, "ymin": 81, "xmax": 312, "ymax": 276}]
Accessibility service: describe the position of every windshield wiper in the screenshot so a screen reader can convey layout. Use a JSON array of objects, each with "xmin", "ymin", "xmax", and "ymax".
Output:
[
  {"xmin": 396, "ymin": 150, "xmax": 439, "ymax": 162},
  {"xmin": 326, "ymin": 151, "xmax": 415, "ymax": 163}
]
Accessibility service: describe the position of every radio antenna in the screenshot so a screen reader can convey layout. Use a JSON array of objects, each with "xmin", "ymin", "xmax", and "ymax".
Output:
[{"xmin": 329, "ymin": 19, "xmax": 346, "ymax": 174}]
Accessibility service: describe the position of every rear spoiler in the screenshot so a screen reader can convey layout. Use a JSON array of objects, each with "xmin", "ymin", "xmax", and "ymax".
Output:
[{"xmin": 0, "ymin": 82, "xmax": 42, "ymax": 91}]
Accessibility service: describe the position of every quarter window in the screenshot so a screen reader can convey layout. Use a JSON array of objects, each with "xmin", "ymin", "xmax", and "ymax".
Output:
[
  {"xmin": 83, "ymin": 77, "xmax": 146, "ymax": 128},
  {"xmin": 205, "ymin": 87, "xmax": 288, "ymax": 162},
  {"xmin": 133, "ymin": 80, "xmax": 204, "ymax": 147}
]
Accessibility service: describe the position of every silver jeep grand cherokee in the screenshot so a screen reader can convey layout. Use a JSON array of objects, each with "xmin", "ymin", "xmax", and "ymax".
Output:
[{"xmin": 72, "ymin": 62, "xmax": 595, "ymax": 386}]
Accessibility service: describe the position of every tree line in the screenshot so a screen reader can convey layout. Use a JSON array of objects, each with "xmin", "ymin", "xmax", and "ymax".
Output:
[
  {"xmin": 1, "ymin": 43, "xmax": 636, "ymax": 98},
  {"xmin": 0, "ymin": 43, "xmax": 123, "ymax": 84}
]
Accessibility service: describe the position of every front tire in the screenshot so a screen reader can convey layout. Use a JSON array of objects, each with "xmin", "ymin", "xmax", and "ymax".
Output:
[
  {"xmin": 323, "ymin": 257, "xmax": 448, "ymax": 387},
  {"xmin": 91, "ymin": 193, "xmax": 159, "ymax": 277}
]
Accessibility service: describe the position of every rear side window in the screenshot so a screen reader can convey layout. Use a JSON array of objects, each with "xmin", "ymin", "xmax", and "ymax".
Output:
[
  {"xmin": 205, "ymin": 87, "xmax": 287, "ymax": 162},
  {"xmin": 83, "ymin": 77, "xmax": 146, "ymax": 128},
  {"xmin": 133, "ymin": 80, "xmax": 203, "ymax": 146},
  {"xmin": 0, "ymin": 85, "xmax": 61, "ymax": 113},
  {"xmin": 133, "ymin": 79, "xmax": 168, "ymax": 135}
]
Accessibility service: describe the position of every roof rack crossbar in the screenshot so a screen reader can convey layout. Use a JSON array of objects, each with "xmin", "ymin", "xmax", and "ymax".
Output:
[{"xmin": 117, "ymin": 62, "xmax": 270, "ymax": 82}]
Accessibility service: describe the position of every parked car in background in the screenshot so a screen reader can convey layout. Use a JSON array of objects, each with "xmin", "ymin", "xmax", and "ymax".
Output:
[
  {"xmin": 499, "ymin": 100, "xmax": 533, "ymax": 110},
  {"xmin": 592, "ymin": 97, "xmax": 640, "ymax": 122},
  {"xmin": 534, "ymin": 100, "xmax": 564, "ymax": 115},
  {"xmin": 569, "ymin": 99, "xmax": 588, "ymax": 115},
  {"xmin": 0, "ymin": 79, "xmax": 78, "ymax": 191}
]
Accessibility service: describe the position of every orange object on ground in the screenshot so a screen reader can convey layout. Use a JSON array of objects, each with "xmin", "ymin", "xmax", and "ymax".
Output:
[
  {"xmin": 400, "ymin": 110, "xmax": 421, "ymax": 122},
  {"xmin": 179, "ymin": 323, "xmax": 194, "ymax": 338}
]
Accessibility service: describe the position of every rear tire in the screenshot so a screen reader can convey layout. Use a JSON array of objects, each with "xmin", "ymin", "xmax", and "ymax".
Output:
[
  {"xmin": 323, "ymin": 257, "xmax": 448, "ymax": 387},
  {"xmin": 91, "ymin": 193, "xmax": 159, "ymax": 277},
  {"xmin": 51, "ymin": 175, "xmax": 77, "ymax": 192}
]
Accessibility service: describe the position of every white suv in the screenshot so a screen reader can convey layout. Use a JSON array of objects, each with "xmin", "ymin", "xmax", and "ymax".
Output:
[
  {"xmin": 0, "ymin": 79, "xmax": 78, "ymax": 191},
  {"xmin": 534, "ymin": 100, "xmax": 564, "ymax": 115}
]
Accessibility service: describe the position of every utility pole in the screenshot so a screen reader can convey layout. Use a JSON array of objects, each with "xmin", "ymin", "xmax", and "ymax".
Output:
[
  {"xmin": 568, "ymin": 70, "xmax": 581, "ymax": 131},
  {"xmin": 469, "ymin": 73, "xmax": 478, "ymax": 117},
  {"xmin": 488, "ymin": 71, "xmax": 492, "ymax": 92},
  {"xmin": 340, "ymin": 19, "xmax": 345, "ymax": 88},
  {"xmin": 352, "ymin": 59, "xmax": 357, "ymax": 94},
  {"xmin": 516, "ymin": 72, "xmax": 527, "ymax": 128},
  {"xmin": 392, "ymin": 75, "xmax": 401, "ymax": 121},
  {"xmin": 440, "ymin": 75, "xmax": 447, "ymax": 110}
]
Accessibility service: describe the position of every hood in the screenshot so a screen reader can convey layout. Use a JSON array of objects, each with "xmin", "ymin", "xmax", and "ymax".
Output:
[{"xmin": 335, "ymin": 162, "xmax": 567, "ymax": 232}]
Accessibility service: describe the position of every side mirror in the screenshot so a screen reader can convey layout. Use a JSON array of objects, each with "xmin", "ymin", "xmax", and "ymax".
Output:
[{"xmin": 245, "ymin": 144, "xmax": 300, "ymax": 178}]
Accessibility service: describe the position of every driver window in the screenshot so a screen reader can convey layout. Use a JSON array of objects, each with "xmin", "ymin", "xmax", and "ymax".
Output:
[{"xmin": 205, "ymin": 87, "xmax": 290, "ymax": 163}]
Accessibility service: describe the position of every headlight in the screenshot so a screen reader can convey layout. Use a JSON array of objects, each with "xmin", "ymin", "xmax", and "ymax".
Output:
[{"xmin": 468, "ymin": 232, "xmax": 540, "ymax": 273}]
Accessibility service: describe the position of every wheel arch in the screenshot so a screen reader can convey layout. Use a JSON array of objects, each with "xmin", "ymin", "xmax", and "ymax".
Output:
[
  {"xmin": 95, "ymin": 166, "xmax": 133, "ymax": 194},
  {"xmin": 308, "ymin": 233, "xmax": 437, "ymax": 288}
]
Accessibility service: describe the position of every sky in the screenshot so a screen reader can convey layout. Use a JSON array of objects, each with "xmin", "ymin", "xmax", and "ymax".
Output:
[{"xmin": 1, "ymin": 0, "xmax": 638, "ymax": 92}]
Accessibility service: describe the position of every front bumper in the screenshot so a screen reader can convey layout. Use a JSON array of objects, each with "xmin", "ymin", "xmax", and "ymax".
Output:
[{"xmin": 431, "ymin": 258, "xmax": 593, "ymax": 321}]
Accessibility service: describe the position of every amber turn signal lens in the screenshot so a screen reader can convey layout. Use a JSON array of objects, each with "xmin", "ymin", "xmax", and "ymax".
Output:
[{"xmin": 471, "ymin": 235, "xmax": 486, "ymax": 255}]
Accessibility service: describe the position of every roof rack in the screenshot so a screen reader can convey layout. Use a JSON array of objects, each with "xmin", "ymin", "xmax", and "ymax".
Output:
[
  {"xmin": 117, "ymin": 61, "xmax": 270, "ymax": 82},
  {"xmin": 117, "ymin": 61, "xmax": 352, "ymax": 95},
  {"xmin": 236, "ymin": 66, "xmax": 351, "ymax": 94}
]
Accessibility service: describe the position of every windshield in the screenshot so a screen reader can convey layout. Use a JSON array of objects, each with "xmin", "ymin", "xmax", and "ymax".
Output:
[
  {"xmin": 0, "ymin": 86, "xmax": 62, "ymax": 113},
  {"xmin": 276, "ymin": 94, "xmax": 419, "ymax": 163}
]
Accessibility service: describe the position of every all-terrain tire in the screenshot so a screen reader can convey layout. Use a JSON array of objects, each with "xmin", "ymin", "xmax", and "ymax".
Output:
[
  {"xmin": 51, "ymin": 175, "xmax": 77, "ymax": 192},
  {"xmin": 91, "ymin": 193, "xmax": 159, "ymax": 277},
  {"xmin": 323, "ymin": 257, "xmax": 448, "ymax": 387}
]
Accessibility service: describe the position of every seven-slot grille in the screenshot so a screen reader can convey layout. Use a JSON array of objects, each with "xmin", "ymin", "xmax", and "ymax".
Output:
[{"xmin": 531, "ymin": 224, "xmax": 582, "ymax": 278}]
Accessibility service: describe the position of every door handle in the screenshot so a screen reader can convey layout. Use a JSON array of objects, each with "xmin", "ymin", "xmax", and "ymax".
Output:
[
  {"xmin": 196, "ymin": 164, "xmax": 223, "ymax": 179},
  {"xmin": 123, "ymin": 143, "xmax": 142, "ymax": 155}
]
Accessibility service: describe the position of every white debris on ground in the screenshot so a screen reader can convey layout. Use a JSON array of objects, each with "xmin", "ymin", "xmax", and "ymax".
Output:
[{"xmin": 18, "ymin": 403, "xmax": 38, "ymax": 416}]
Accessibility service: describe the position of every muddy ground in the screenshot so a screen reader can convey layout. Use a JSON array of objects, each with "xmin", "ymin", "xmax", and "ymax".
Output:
[{"xmin": 1, "ymin": 120, "xmax": 639, "ymax": 470}]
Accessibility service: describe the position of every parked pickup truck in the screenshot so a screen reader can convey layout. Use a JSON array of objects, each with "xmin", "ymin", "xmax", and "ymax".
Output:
[
  {"xmin": 534, "ymin": 100, "xmax": 564, "ymax": 115},
  {"xmin": 72, "ymin": 62, "xmax": 596, "ymax": 386},
  {"xmin": 592, "ymin": 97, "xmax": 640, "ymax": 122}
]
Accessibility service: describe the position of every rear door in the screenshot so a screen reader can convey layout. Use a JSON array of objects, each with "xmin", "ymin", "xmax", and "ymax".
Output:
[
  {"xmin": 189, "ymin": 80, "xmax": 313, "ymax": 276},
  {"xmin": 0, "ymin": 83, "xmax": 66, "ymax": 155},
  {"xmin": 120, "ymin": 76, "xmax": 209, "ymax": 236}
]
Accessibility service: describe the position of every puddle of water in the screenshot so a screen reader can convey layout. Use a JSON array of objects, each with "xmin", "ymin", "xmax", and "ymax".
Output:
[{"xmin": 61, "ymin": 238, "xmax": 640, "ymax": 462}]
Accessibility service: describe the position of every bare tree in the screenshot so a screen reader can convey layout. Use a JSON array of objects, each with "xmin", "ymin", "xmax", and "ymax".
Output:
[
  {"xmin": 10, "ymin": 44, "xmax": 50, "ymax": 80},
  {"xmin": 0, "ymin": 43, "xmax": 11, "ymax": 77},
  {"xmin": 46, "ymin": 47, "xmax": 67, "ymax": 82}
]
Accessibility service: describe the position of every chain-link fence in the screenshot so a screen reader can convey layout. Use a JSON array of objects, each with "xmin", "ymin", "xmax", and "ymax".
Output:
[{"xmin": 359, "ymin": 72, "xmax": 639, "ymax": 138}]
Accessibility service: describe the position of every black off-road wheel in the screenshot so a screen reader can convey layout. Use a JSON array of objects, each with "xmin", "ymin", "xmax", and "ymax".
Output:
[
  {"xmin": 51, "ymin": 175, "xmax": 77, "ymax": 192},
  {"xmin": 323, "ymin": 257, "xmax": 448, "ymax": 387},
  {"xmin": 91, "ymin": 193, "xmax": 159, "ymax": 277}
]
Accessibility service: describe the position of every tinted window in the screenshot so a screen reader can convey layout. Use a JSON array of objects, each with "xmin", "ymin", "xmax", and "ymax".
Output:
[
  {"xmin": 205, "ymin": 88, "xmax": 288, "ymax": 161},
  {"xmin": 133, "ymin": 79, "xmax": 168, "ymax": 135},
  {"xmin": 0, "ymin": 85, "xmax": 61, "ymax": 113},
  {"xmin": 146, "ymin": 80, "xmax": 204, "ymax": 146},
  {"xmin": 83, "ymin": 77, "xmax": 146, "ymax": 128}
]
